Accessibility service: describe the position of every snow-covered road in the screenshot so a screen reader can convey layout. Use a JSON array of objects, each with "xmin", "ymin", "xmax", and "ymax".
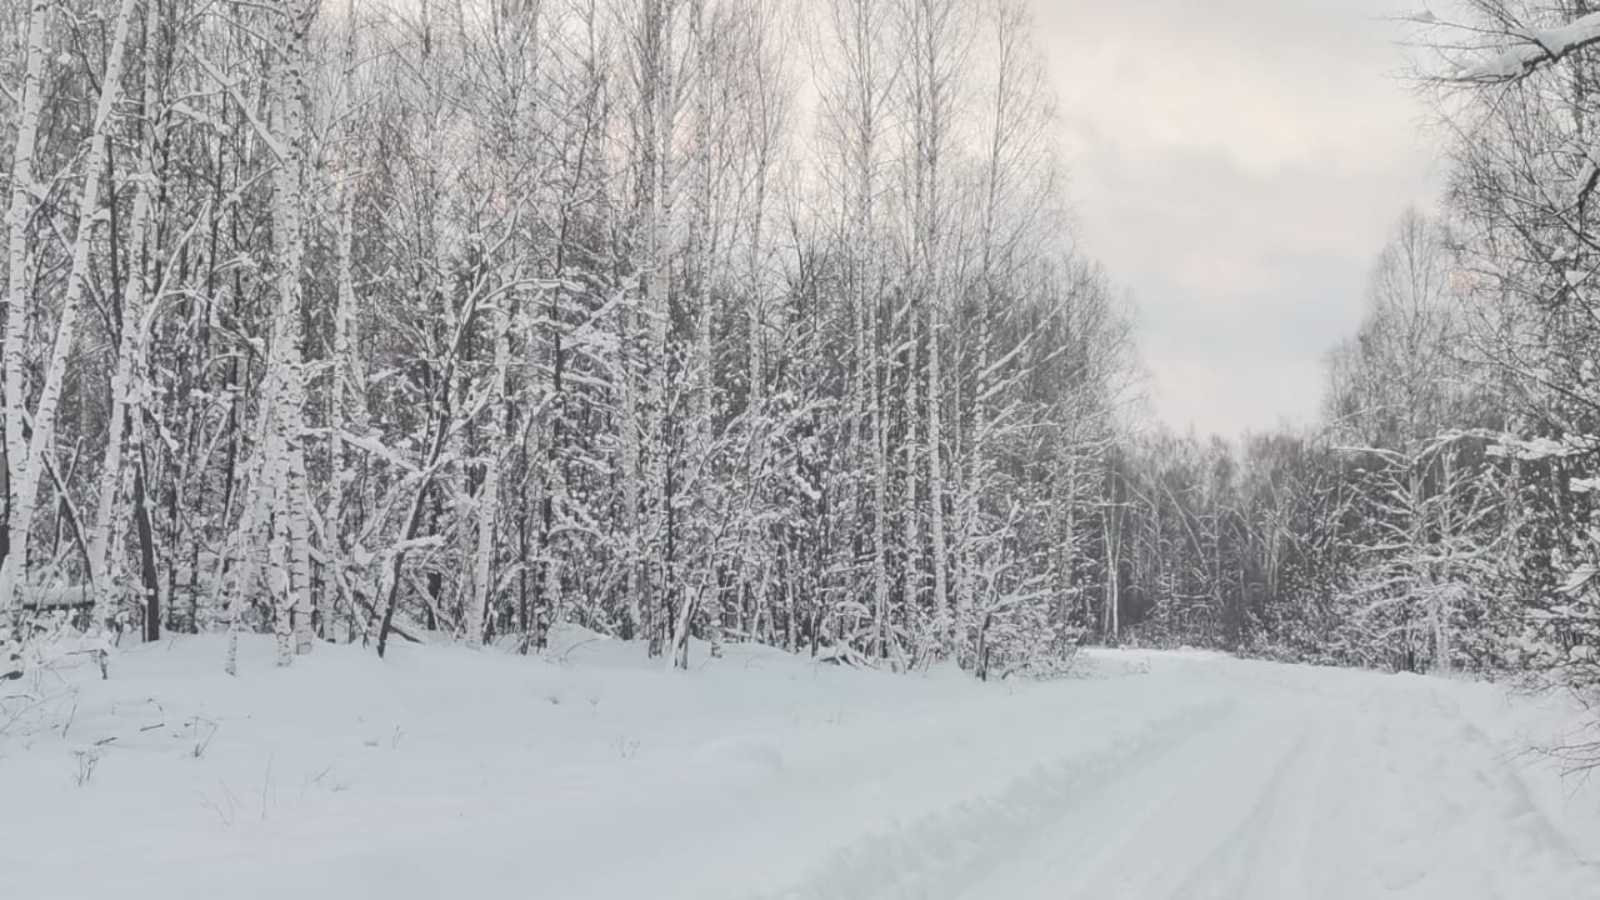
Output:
[
  {"xmin": 735, "ymin": 656, "xmax": 1600, "ymax": 900},
  {"xmin": 3, "ymin": 636, "xmax": 1598, "ymax": 899},
  {"xmin": 934, "ymin": 671, "xmax": 1577, "ymax": 900}
]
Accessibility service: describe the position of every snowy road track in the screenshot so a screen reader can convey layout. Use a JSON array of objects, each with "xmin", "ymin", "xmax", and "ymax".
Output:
[
  {"xmin": 4, "ymin": 638, "xmax": 1600, "ymax": 900},
  {"xmin": 749, "ymin": 657, "xmax": 1600, "ymax": 900}
]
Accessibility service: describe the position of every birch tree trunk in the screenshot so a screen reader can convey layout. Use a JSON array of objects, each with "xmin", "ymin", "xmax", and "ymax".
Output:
[
  {"xmin": 901, "ymin": 315, "xmax": 920, "ymax": 641},
  {"xmin": 326, "ymin": 160, "xmax": 357, "ymax": 641},
  {"xmin": 276, "ymin": 0, "xmax": 317, "ymax": 660},
  {"xmin": 7, "ymin": 0, "xmax": 140, "ymax": 618},
  {"xmin": 671, "ymin": 0, "xmax": 715, "ymax": 669},
  {"xmin": 224, "ymin": 0, "xmax": 318, "ymax": 670},
  {"xmin": 88, "ymin": 1, "xmax": 160, "ymax": 630},
  {"xmin": 634, "ymin": 0, "xmax": 679, "ymax": 659},
  {"xmin": 324, "ymin": 0, "xmax": 364, "ymax": 643},
  {"xmin": 0, "ymin": 0, "xmax": 51, "ymax": 618},
  {"xmin": 1104, "ymin": 475, "xmax": 1123, "ymax": 643},
  {"xmin": 467, "ymin": 286, "xmax": 513, "ymax": 647}
]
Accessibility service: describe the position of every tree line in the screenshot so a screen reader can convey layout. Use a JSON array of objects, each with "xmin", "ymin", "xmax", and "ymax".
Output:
[
  {"xmin": 1101, "ymin": 2, "xmax": 1600, "ymax": 708},
  {"xmin": 0, "ymin": 0, "xmax": 1134, "ymax": 678},
  {"xmin": 7, "ymin": 0, "xmax": 1598, "ymax": 699}
]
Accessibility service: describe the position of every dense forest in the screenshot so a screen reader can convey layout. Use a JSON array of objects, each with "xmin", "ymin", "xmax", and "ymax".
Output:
[{"xmin": 2, "ymin": 0, "xmax": 1598, "ymax": 701}]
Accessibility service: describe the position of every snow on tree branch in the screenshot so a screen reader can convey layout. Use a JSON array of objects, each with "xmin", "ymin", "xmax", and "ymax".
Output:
[{"xmin": 1453, "ymin": 12, "xmax": 1600, "ymax": 83}]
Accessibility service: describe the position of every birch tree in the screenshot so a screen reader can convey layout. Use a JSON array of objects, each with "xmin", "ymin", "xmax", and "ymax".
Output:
[
  {"xmin": 0, "ymin": 0, "xmax": 51, "ymax": 622},
  {"xmin": 3, "ymin": 0, "xmax": 142, "ymax": 622}
]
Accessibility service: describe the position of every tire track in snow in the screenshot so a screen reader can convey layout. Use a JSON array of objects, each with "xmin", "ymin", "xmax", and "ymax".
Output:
[
  {"xmin": 967, "ymin": 700, "xmax": 1322, "ymax": 900},
  {"xmin": 1156, "ymin": 723, "xmax": 1319, "ymax": 900},
  {"xmin": 743, "ymin": 695, "xmax": 1238, "ymax": 900}
]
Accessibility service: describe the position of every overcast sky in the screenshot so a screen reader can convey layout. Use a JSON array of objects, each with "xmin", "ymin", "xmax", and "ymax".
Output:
[{"xmin": 1029, "ymin": 0, "xmax": 1441, "ymax": 438}]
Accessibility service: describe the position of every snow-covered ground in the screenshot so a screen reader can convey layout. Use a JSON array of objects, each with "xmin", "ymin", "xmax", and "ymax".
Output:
[{"xmin": 4, "ymin": 633, "xmax": 1600, "ymax": 899}]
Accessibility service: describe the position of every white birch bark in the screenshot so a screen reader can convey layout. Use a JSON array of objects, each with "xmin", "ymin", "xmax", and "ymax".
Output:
[
  {"xmin": 907, "ymin": 0, "xmax": 961, "ymax": 663},
  {"xmin": 736, "ymin": 8, "xmax": 784, "ymax": 651},
  {"xmin": 223, "ymin": 0, "xmax": 318, "ymax": 669},
  {"xmin": 467, "ymin": 286, "xmax": 513, "ymax": 647},
  {"xmin": 636, "ymin": 0, "xmax": 677, "ymax": 657},
  {"xmin": 276, "ymin": 0, "xmax": 316, "ymax": 660},
  {"xmin": 835, "ymin": 0, "xmax": 893, "ymax": 663},
  {"xmin": 620, "ymin": 307, "xmax": 643, "ymax": 639},
  {"xmin": 0, "ymin": 0, "xmax": 51, "ymax": 618},
  {"xmin": 88, "ymin": 45, "xmax": 159, "ymax": 630},
  {"xmin": 7, "ymin": 0, "xmax": 140, "ymax": 616},
  {"xmin": 666, "ymin": 0, "xmax": 716, "ymax": 668},
  {"xmin": 1103, "ymin": 473, "xmax": 1122, "ymax": 643},
  {"xmin": 927, "ymin": 307, "xmax": 950, "ymax": 652},
  {"xmin": 691, "ymin": 0, "xmax": 720, "ymax": 663},
  {"xmin": 326, "ymin": 161, "xmax": 357, "ymax": 638},
  {"xmin": 324, "ymin": 0, "xmax": 364, "ymax": 643},
  {"xmin": 901, "ymin": 313, "xmax": 919, "ymax": 638}
]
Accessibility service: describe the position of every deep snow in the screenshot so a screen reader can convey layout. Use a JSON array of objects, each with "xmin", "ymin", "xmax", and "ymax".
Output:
[{"xmin": 3, "ymin": 632, "xmax": 1599, "ymax": 899}]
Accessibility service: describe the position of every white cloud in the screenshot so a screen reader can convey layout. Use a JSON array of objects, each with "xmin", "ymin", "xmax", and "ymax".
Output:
[
  {"xmin": 1030, "ymin": 0, "xmax": 1442, "ymax": 436},
  {"xmin": 1147, "ymin": 355, "xmax": 1327, "ymax": 438}
]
